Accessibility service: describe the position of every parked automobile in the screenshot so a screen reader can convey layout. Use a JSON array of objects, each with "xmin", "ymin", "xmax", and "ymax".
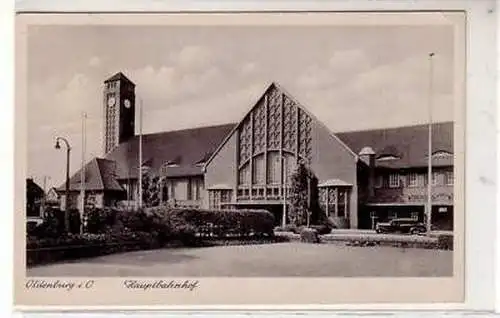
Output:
[{"xmin": 375, "ymin": 218, "xmax": 427, "ymax": 235}]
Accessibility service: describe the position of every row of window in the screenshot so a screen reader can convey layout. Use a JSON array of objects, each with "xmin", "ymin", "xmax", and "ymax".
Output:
[
  {"xmin": 208, "ymin": 189, "xmax": 232, "ymax": 209},
  {"xmin": 379, "ymin": 171, "xmax": 454, "ymax": 188},
  {"xmin": 239, "ymin": 153, "xmax": 297, "ymax": 186},
  {"xmin": 105, "ymin": 82, "xmax": 118, "ymax": 90},
  {"xmin": 318, "ymin": 187, "xmax": 349, "ymax": 218},
  {"xmin": 165, "ymin": 178, "xmax": 204, "ymax": 201}
]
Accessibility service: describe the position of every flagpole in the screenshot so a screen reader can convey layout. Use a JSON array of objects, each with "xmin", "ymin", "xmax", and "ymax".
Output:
[
  {"xmin": 426, "ymin": 52, "xmax": 435, "ymax": 235},
  {"xmin": 138, "ymin": 97, "xmax": 143, "ymax": 209},
  {"xmin": 80, "ymin": 112, "xmax": 87, "ymax": 233},
  {"xmin": 282, "ymin": 156, "xmax": 287, "ymax": 227}
]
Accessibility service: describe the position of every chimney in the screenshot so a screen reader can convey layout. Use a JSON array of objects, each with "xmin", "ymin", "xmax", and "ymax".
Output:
[{"xmin": 359, "ymin": 146, "xmax": 376, "ymax": 198}]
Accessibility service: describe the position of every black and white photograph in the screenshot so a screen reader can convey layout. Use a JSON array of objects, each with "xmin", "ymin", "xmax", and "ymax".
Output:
[{"xmin": 15, "ymin": 11, "xmax": 468, "ymax": 306}]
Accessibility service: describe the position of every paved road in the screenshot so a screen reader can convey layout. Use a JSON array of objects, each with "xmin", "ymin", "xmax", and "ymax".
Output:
[{"xmin": 27, "ymin": 242, "xmax": 453, "ymax": 277}]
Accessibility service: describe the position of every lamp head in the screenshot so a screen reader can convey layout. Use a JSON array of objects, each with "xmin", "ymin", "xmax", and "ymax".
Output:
[{"xmin": 55, "ymin": 139, "xmax": 61, "ymax": 150}]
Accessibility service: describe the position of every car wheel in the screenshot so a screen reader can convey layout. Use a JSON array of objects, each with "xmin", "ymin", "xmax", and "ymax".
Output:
[{"xmin": 410, "ymin": 228, "xmax": 421, "ymax": 235}]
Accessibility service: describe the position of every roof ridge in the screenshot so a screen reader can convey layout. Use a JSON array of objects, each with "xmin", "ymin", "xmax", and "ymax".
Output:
[
  {"xmin": 137, "ymin": 123, "xmax": 237, "ymax": 138},
  {"xmin": 335, "ymin": 121, "xmax": 453, "ymax": 134}
]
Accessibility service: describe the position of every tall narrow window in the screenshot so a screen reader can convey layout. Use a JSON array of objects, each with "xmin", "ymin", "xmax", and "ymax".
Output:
[
  {"xmin": 432, "ymin": 172, "xmax": 440, "ymax": 186},
  {"xmin": 239, "ymin": 164, "xmax": 250, "ymax": 185},
  {"xmin": 375, "ymin": 175, "xmax": 383, "ymax": 188},
  {"xmin": 267, "ymin": 152, "xmax": 280, "ymax": 184},
  {"xmin": 252, "ymin": 155, "xmax": 265, "ymax": 185},
  {"xmin": 445, "ymin": 171, "xmax": 454, "ymax": 186},
  {"xmin": 389, "ymin": 174, "xmax": 400, "ymax": 188},
  {"xmin": 408, "ymin": 173, "xmax": 418, "ymax": 187}
]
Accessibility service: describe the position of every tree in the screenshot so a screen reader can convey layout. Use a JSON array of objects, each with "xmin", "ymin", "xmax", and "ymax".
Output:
[
  {"xmin": 141, "ymin": 171, "xmax": 161, "ymax": 207},
  {"xmin": 288, "ymin": 161, "xmax": 322, "ymax": 226}
]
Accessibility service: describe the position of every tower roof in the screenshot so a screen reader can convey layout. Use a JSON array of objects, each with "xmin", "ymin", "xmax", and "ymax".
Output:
[{"xmin": 104, "ymin": 72, "xmax": 135, "ymax": 86}]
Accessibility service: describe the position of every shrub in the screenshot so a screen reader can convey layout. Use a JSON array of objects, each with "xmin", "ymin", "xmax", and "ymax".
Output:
[
  {"xmin": 164, "ymin": 207, "xmax": 275, "ymax": 238},
  {"xmin": 308, "ymin": 224, "xmax": 332, "ymax": 235},
  {"xmin": 26, "ymin": 230, "xmax": 160, "ymax": 266},
  {"xmin": 68, "ymin": 209, "xmax": 81, "ymax": 234},
  {"xmin": 300, "ymin": 228, "xmax": 320, "ymax": 243}
]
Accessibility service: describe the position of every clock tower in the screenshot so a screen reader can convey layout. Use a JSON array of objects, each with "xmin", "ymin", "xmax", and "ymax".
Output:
[{"xmin": 102, "ymin": 72, "xmax": 136, "ymax": 154}]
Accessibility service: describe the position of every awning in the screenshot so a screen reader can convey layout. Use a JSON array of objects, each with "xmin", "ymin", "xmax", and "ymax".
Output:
[
  {"xmin": 207, "ymin": 184, "xmax": 233, "ymax": 190},
  {"xmin": 318, "ymin": 179, "xmax": 353, "ymax": 187}
]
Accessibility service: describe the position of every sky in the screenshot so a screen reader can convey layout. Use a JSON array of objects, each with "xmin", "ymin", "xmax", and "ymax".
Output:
[{"xmin": 26, "ymin": 24, "xmax": 456, "ymax": 189}]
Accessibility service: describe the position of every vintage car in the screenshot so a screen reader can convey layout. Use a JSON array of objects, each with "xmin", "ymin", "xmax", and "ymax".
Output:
[{"xmin": 375, "ymin": 218, "xmax": 427, "ymax": 235}]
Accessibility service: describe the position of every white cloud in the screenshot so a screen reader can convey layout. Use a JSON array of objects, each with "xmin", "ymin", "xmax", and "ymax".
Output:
[
  {"xmin": 169, "ymin": 45, "xmax": 213, "ymax": 71},
  {"xmin": 144, "ymin": 82, "xmax": 266, "ymax": 133},
  {"xmin": 296, "ymin": 54, "xmax": 454, "ymax": 132},
  {"xmin": 295, "ymin": 49, "xmax": 371, "ymax": 91},
  {"xmin": 328, "ymin": 49, "xmax": 371, "ymax": 74},
  {"xmin": 241, "ymin": 62, "xmax": 257, "ymax": 75},
  {"xmin": 88, "ymin": 56, "xmax": 101, "ymax": 67}
]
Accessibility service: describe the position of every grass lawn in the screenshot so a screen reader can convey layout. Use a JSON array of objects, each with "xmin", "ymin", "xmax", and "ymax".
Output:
[{"xmin": 27, "ymin": 242, "xmax": 453, "ymax": 277}]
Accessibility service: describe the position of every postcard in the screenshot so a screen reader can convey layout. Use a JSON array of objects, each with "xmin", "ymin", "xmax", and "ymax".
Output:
[{"xmin": 15, "ymin": 11, "xmax": 466, "ymax": 308}]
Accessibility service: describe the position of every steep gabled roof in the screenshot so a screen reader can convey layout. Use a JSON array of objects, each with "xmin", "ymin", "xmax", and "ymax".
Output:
[
  {"xmin": 336, "ymin": 122, "xmax": 454, "ymax": 169},
  {"xmin": 104, "ymin": 123, "xmax": 235, "ymax": 179},
  {"xmin": 56, "ymin": 158, "xmax": 124, "ymax": 192},
  {"xmin": 204, "ymin": 82, "xmax": 357, "ymax": 168}
]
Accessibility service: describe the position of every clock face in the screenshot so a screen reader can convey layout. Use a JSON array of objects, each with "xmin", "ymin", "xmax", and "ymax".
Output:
[
  {"xmin": 107, "ymin": 96, "xmax": 116, "ymax": 107},
  {"xmin": 124, "ymin": 99, "xmax": 131, "ymax": 109}
]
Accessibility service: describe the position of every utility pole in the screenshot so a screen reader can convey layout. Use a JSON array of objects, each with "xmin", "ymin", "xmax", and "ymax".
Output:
[
  {"xmin": 138, "ymin": 97, "xmax": 143, "ymax": 209},
  {"xmin": 426, "ymin": 52, "xmax": 435, "ymax": 235},
  {"xmin": 80, "ymin": 112, "xmax": 87, "ymax": 233}
]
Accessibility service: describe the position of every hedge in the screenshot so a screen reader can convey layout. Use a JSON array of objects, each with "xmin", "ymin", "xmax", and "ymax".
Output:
[
  {"xmin": 27, "ymin": 206, "xmax": 278, "ymax": 265},
  {"xmin": 26, "ymin": 231, "xmax": 160, "ymax": 266},
  {"xmin": 145, "ymin": 206, "xmax": 276, "ymax": 239}
]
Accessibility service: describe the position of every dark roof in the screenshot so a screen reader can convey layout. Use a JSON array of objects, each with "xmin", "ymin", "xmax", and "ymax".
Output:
[
  {"xmin": 336, "ymin": 122, "xmax": 454, "ymax": 169},
  {"xmin": 56, "ymin": 158, "xmax": 124, "ymax": 192},
  {"xmin": 26, "ymin": 178, "xmax": 44, "ymax": 198},
  {"xmin": 104, "ymin": 72, "xmax": 135, "ymax": 86},
  {"xmin": 104, "ymin": 123, "xmax": 236, "ymax": 179}
]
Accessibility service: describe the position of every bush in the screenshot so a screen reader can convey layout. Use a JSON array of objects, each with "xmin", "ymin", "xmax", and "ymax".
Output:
[
  {"xmin": 68, "ymin": 209, "xmax": 81, "ymax": 234},
  {"xmin": 308, "ymin": 224, "xmax": 332, "ymax": 235},
  {"xmin": 151, "ymin": 207, "xmax": 275, "ymax": 239},
  {"xmin": 300, "ymin": 228, "xmax": 320, "ymax": 243},
  {"xmin": 26, "ymin": 230, "xmax": 160, "ymax": 266},
  {"xmin": 437, "ymin": 233, "xmax": 453, "ymax": 250}
]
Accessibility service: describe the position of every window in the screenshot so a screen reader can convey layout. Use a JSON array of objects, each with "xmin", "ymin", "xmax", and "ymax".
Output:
[
  {"xmin": 239, "ymin": 164, "xmax": 250, "ymax": 185},
  {"xmin": 319, "ymin": 187, "xmax": 349, "ymax": 218},
  {"xmin": 267, "ymin": 152, "xmax": 280, "ymax": 184},
  {"xmin": 337, "ymin": 190, "xmax": 348, "ymax": 218},
  {"xmin": 252, "ymin": 155, "xmax": 265, "ymax": 185},
  {"xmin": 375, "ymin": 175, "xmax": 383, "ymax": 188},
  {"xmin": 408, "ymin": 173, "xmax": 418, "ymax": 187},
  {"xmin": 432, "ymin": 172, "xmax": 440, "ymax": 186},
  {"xmin": 389, "ymin": 174, "xmax": 400, "ymax": 188},
  {"xmin": 445, "ymin": 171, "xmax": 454, "ymax": 186},
  {"xmin": 411, "ymin": 212, "xmax": 419, "ymax": 220},
  {"xmin": 208, "ymin": 190, "xmax": 232, "ymax": 209}
]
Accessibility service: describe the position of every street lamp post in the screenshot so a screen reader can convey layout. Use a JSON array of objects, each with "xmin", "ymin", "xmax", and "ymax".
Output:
[{"xmin": 55, "ymin": 136, "xmax": 71, "ymax": 233}]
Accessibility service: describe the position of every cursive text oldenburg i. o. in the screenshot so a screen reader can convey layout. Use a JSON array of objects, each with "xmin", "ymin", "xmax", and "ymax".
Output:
[{"xmin": 25, "ymin": 279, "xmax": 95, "ymax": 291}]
